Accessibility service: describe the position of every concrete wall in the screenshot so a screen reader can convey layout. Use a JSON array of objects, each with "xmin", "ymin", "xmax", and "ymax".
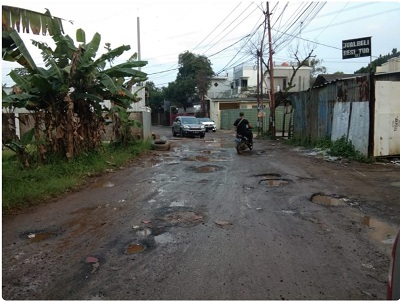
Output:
[{"xmin": 374, "ymin": 80, "xmax": 400, "ymax": 156}]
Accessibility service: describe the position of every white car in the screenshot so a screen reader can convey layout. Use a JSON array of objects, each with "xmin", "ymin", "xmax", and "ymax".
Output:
[{"xmin": 197, "ymin": 117, "xmax": 216, "ymax": 132}]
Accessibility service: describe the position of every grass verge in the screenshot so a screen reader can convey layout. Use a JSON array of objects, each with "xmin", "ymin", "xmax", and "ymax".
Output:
[
  {"xmin": 2, "ymin": 139, "xmax": 152, "ymax": 215},
  {"xmin": 285, "ymin": 136, "xmax": 374, "ymax": 163}
]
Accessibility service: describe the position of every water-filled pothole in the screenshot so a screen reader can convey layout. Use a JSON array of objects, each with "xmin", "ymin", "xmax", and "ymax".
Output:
[
  {"xmin": 361, "ymin": 215, "xmax": 399, "ymax": 244},
  {"xmin": 311, "ymin": 193, "xmax": 346, "ymax": 206},
  {"xmin": 126, "ymin": 243, "xmax": 146, "ymax": 254},
  {"xmin": 28, "ymin": 232, "xmax": 57, "ymax": 242},
  {"xmin": 21, "ymin": 227, "xmax": 62, "ymax": 242},
  {"xmin": 182, "ymin": 156, "xmax": 210, "ymax": 162},
  {"xmin": 191, "ymin": 165, "xmax": 223, "ymax": 173},
  {"xmin": 153, "ymin": 207, "xmax": 204, "ymax": 227},
  {"xmin": 259, "ymin": 179, "xmax": 290, "ymax": 187},
  {"xmin": 255, "ymin": 173, "xmax": 291, "ymax": 187}
]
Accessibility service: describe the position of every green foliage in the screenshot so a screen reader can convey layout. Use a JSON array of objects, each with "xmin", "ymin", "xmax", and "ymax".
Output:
[
  {"xmin": 2, "ymin": 25, "xmax": 148, "ymax": 164},
  {"xmin": 285, "ymin": 135, "xmax": 373, "ymax": 163},
  {"xmin": 146, "ymin": 81, "xmax": 165, "ymax": 112},
  {"xmin": 166, "ymin": 51, "xmax": 214, "ymax": 111},
  {"xmin": 328, "ymin": 136, "xmax": 372, "ymax": 162},
  {"xmin": 2, "ymin": 140, "xmax": 152, "ymax": 214},
  {"xmin": 355, "ymin": 48, "xmax": 399, "ymax": 73}
]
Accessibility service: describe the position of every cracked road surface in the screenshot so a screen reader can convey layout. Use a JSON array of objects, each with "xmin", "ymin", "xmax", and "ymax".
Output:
[{"xmin": 2, "ymin": 126, "xmax": 400, "ymax": 299}]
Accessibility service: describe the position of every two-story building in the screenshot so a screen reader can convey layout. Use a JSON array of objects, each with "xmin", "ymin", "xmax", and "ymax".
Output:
[{"xmin": 206, "ymin": 62, "xmax": 311, "ymax": 130}]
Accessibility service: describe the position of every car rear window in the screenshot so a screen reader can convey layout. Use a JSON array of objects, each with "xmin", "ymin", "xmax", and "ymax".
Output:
[{"xmin": 181, "ymin": 118, "xmax": 198, "ymax": 124}]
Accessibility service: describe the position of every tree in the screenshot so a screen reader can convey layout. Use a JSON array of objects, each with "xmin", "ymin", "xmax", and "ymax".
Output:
[
  {"xmin": 2, "ymin": 26, "xmax": 148, "ymax": 165},
  {"xmin": 170, "ymin": 51, "xmax": 214, "ymax": 114},
  {"xmin": 308, "ymin": 57, "xmax": 327, "ymax": 86},
  {"xmin": 145, "ymin": 81, "xmax": 165, "ymax": 112}
]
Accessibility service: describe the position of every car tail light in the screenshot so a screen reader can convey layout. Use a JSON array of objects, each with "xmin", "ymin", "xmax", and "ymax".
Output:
[{"xmin": 388, "ymin": 232, "xmax": 399, "ymax": 300}]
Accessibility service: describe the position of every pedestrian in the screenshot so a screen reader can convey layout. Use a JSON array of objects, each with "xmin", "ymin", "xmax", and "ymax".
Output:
[{"xmin": 233, "ymin": 112, "xmax": 253, "ymax": 145}]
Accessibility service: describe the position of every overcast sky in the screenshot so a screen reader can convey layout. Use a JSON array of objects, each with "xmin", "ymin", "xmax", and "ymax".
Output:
[{"xmin": 2, "ymin": 0, "xmax": 400, "ymax": 88}]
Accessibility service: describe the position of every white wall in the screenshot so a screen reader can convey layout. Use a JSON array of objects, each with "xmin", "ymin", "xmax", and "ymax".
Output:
[{"xmin": 374, "ymin": 81, "xmax": 400, "ymax": 156}]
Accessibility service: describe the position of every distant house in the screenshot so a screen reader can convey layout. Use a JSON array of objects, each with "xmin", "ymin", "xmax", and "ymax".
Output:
[
  {"xmin": 376, "ymin": 57, "xmax": 400, "ymax": 73},
  {"xmin": 206, "ymin": 62, "xmax": 311, "ymax": 133}
]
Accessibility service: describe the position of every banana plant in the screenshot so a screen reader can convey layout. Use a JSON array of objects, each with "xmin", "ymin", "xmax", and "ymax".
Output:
[{"xmin": 2, "ymin": 23, "xmax": 148, "ymax": 164}]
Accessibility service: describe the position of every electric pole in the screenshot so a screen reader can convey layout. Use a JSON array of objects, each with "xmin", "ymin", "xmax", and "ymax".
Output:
[{"xmin": 267, "ymin": 2, "xmax": 276, "ymax": 139}]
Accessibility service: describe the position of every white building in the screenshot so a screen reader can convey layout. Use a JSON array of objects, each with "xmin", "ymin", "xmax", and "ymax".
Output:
[
  {"xmin": 376, "ymin": 57, "xmax": 400, "ymax": 73},
  {"xmin": 232, "ymin": 62, "xmax": 311, "ymax": 95}
]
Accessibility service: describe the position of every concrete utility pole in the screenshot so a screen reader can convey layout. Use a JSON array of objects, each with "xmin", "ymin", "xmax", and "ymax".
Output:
[{"xmin": 267, "ymin": 2, "xmax": 276, "ymax": 139}]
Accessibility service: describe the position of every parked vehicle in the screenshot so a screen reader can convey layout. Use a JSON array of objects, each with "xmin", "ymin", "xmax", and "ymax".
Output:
[
  {"xmin": 388, "ymin": 230, "xmax": 400, "ymax": 300},
  {"xmin": 197, "ymin": 117, "xmax": 216, "ymax": 132},
  {"xmin": 235, "ymin": 132, "xmax": 253, "ymax": 154},
  {"xmin": 172, "ymin": 116, "xmax": 205, "ymax": 138}
]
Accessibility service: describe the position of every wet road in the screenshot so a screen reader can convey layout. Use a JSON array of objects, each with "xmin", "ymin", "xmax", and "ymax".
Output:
[{"xmin": 2, "ymin": 126, "xmax": 399, "ymax": 299}]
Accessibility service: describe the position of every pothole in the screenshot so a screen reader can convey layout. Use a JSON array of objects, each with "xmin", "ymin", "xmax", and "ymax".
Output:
[
  {"xmin": 311, "ymin": 193, "xmax": 346, "ymax": 206},
  {"xmin": 153, "ymin": 207, "xmax": 204, "ymax": 227},
  {"xmin": 260, "ymin": 179, "xmax": 290, "ymax": 187},
  {"xmin": 28, "ymin": 232, "xmax": 57, "ymax": 242},
  {"xmin": 255, "ymin": 173, "xmax": 291, "ymax": 187},
  {"xmin": 126, "ymin": 243, "xmax": 146, "ymax": 254},
  {"xmin": 191, "ymin": 165, "xmax": 223, "ymax": 173},
  {"xmin": 182, "ymin": 156, "xmax": 210, "ymax": 162},
  {"xmin": 361, "ymin": 215, "xmax": 399, "ymax": 244},
  {"xmin": 20, "ymin": 227, "xmax": 62, "ymax": 242}
]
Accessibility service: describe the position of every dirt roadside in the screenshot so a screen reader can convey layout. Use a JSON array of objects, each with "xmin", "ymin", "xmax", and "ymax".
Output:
[{"xmin": 2, "ymin": 128, "xmax": 400, "ymax": 299}]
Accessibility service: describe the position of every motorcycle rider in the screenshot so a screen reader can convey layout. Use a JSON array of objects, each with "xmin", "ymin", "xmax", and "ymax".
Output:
[{"xmin": 233, "ymin": 112, "xmax": 253, "ymax": 146}]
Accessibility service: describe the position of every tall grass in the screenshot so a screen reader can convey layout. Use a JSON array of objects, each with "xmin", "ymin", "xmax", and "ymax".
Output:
[{"xmin": 2, "ymin": 139, "xmax": 152, "ymax": 214}]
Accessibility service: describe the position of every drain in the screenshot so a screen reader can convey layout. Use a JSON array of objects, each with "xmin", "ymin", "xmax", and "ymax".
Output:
[
  {"xmin": 126, "ymin": 243, "xmax": 145, "ymax": 254},
  {"xmin": 311, "ymin": 193, "xmax": 346, "ymax": 206},
  {"xmin": 191, "ymin": 165, "xmax": 223, "ymax": 173}
]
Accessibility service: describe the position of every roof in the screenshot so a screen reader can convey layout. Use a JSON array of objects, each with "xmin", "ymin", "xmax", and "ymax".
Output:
[{"xmin": 312, "ymin": 74, "xmax": 357, "ymax": 87}]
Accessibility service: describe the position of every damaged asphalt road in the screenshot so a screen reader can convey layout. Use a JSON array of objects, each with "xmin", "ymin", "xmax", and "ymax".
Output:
[{"xmin": 2, "ymin": 126, "xmax": 400, "ymax": 300}]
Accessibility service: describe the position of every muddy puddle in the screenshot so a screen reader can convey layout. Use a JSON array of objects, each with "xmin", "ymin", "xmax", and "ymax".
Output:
[
  {"xmin": 126, "ymin": 243, "xmax": 146, "ymax": 254},
  {"xmin": 256, "ymin": 173, "xmax": 291, "ymax": 187},
  {"xmin": 310, "ymin": 193, "xmax": 398, "ymax": 245},
  {"xmin": 311, "ymin": 193, "xmax": 346, "ymax": 206},
  {"xmin": 28, "ymin": 231, "xmax": 57, "ymax": 242},
  {"xmin": 21, "ymin": 227, "xmax": 62, "ymax": 242},
  {"xmin": 153, "ymin": 207, "xmax": 204, "ymax": 228},
  {"xmin": 361, "ymin": 215, "xmax": 399, "ymax": 244}
]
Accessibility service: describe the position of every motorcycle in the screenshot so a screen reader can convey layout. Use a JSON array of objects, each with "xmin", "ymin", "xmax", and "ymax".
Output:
[{"xmin": 235, "ymin": 130, "xmax": 253, "ymax": 154}]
